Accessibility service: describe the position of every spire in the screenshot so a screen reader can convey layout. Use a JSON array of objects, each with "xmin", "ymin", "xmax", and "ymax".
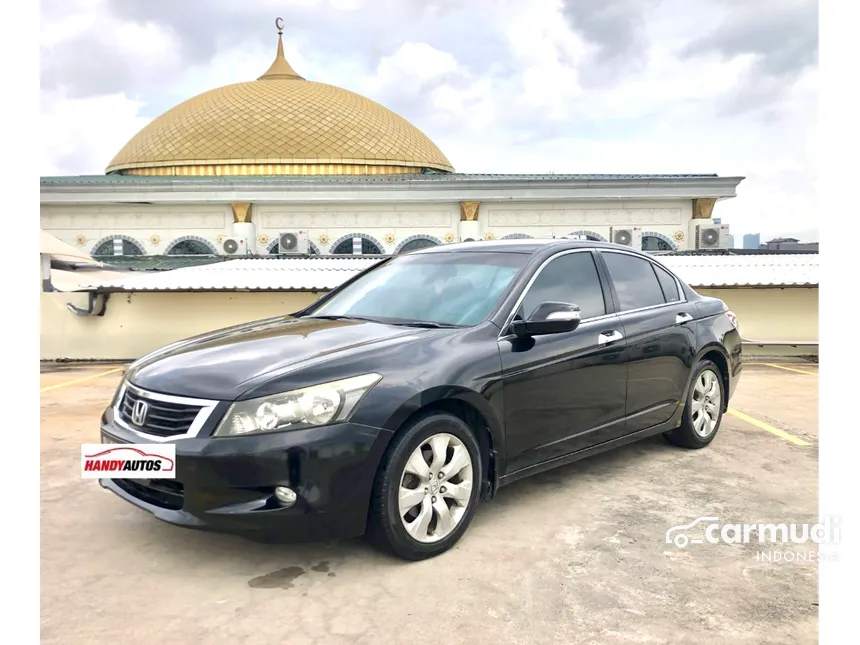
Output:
[{"xmin": 258, "ymin": 17, "xmax": 305, "ymax": 81}]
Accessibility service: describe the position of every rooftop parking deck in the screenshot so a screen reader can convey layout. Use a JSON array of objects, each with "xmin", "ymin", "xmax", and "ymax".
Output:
[{"xmin": 40, "ymin": 361, "xmax": 819, "ymax": 645}]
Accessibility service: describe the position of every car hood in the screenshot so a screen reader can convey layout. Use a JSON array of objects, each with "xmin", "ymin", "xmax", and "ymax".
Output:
[{"xmin": 125, "ymin": 316, "xmax": 425, "ymax": 400}]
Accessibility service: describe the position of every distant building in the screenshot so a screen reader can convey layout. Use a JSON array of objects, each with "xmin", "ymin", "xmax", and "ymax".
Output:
[
  {"xmin": 762, "ymin": 237, "xmax": 818, "ymax": 252},
  {"xmin": 728, "ymin": 234, "xmax": 735, "ymax": 249},
  {"xmin": 743, "ymin": 233, "xmax": 761, "ymax": 249}
]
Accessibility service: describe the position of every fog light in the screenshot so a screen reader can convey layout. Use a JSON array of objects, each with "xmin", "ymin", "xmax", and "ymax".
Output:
[{"xmin": 274, "ymin": 486, "xmax": 297, "ymax": 507}]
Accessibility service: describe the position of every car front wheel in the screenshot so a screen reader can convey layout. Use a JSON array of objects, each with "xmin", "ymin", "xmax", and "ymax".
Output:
[{"xmin": 366, "ymin": 412, "xmax": 483, "ymax": 560}]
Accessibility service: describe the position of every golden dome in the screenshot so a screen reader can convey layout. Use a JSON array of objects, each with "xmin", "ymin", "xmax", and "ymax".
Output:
[{"xmin": 106, "ymin": 26, "xmax": 453, "ymax": 176}]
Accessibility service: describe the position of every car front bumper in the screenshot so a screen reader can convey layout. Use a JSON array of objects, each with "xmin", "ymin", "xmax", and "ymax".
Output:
[{"xmin": 99, "ymin": 417, "xmax": 393, "ymax": 543}]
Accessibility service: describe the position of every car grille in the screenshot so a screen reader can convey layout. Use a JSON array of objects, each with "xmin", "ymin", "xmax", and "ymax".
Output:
[
  {"xmin": 119, "ymin": 387, "xmax": 202, "ymax": 437},
  {"xmin": 115, "ymin": 478, "xmax": 184, "ymax": 511}
]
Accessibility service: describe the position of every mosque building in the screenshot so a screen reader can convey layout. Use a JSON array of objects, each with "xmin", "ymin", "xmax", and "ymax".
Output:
[{"xmin": 39, "ymin": 21, "xmax": 744, "ymax": 258}]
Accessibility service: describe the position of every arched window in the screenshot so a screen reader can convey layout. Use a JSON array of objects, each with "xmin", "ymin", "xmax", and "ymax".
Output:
[
  {"xmin": 91, "ymin": 235, "xmax": 145, "ymax": 257},
  {"xmin": 502, "ymin": 233, "xmax": 533, "ymax": 240},
  {"xmin": 267, "ymin": 239, "xmax": 320, "ymax": 255},
  {"xmin": 641, "ymin": 232, "xmax": 679, "ymax": 252},
  {"xmin": 394, "ymin": 235, "xmax": 443, "ymax": 254},
  {"xmin": 569, "ymin": 230, "xmax": 606, "ymax": 242},
  {"xmin": 165, "ymin": 236, "xmax": 217, "ymax": 255},
  {"xmin": 330, "ymin": 233, "xmax": 384, "ymax": 255}
]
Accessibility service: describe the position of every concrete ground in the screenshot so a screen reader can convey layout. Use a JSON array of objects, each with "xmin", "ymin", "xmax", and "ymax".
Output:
[{"xmin": 41, "ymin": 361, "xmax": 820, "ymax": 645}]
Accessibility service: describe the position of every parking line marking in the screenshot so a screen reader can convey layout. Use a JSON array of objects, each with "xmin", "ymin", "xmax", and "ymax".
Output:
[
  {"xmin": 746, "ymin": 362, "xmax": 818, "ymax": 376},
  {"xmin": 761, "ymin": 363, "xmax": 818, "ymax": 376},
  {"xmin": 726, "ymin": 408, "xmax": 811, "ymax": 446},
  {"xmin": 40, "ymin": 367, "xmax": 125, "ymax": 393}
]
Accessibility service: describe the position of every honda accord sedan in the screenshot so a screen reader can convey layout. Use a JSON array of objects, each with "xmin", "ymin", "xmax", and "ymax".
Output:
[{"xmin": 100, "ymin": 239, "xmax": 742, "ymax": 560}]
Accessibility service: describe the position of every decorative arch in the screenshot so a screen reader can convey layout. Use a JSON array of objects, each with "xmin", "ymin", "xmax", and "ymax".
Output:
[
  {"xmin": 91, "ymin": 234, "xmax": 145, "ymax": 257},
  {"xmin": 501, "ymin": 233, "xmax": 533, "ymax": 240},
  {"xmin": 329, "ymin": 233, "xmax": 385, "ymax": 255},
  {"xmin": 641, "ymin": 231, "xmax": 679, "ymax": 252},
  {"xmin": 394, "ymin": 234, "xmax": 443, "ymax": 254},
  {"xmin": 569, "ymin": 230, "xmax": 607, "ymax": 242},
  {"xmin": 267, "ymin": 239, "xmax": 320, "ymax": 255},
  {"xmin": 164, "ymin": 235, "xmax": 218, "ymax": 255}
]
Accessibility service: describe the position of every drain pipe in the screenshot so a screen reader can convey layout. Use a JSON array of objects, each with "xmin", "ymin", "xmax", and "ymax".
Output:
[
  {"xmin": 41, "ymin": 254, "xmax": 53, "ymax": 292},
  {"xmin": 66, "ymin": 292, "xmax": 110, "ymax": 317}
]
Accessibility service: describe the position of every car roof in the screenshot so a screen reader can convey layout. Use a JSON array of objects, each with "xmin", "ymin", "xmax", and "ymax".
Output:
[{"xmin": 412, "ymin": 238, "xmax": 650, "ymax": 258}]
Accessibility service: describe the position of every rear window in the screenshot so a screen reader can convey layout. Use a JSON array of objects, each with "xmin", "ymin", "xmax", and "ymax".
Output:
[
  {"xmin": 601, "ymin": 252, "xmax": 666, "ymax": 311},
  {"xmin": 653, "ymin": 264, "xmax": 681, "ymax": 303}
]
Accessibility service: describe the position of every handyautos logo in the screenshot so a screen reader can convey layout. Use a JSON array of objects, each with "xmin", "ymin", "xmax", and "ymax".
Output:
[
  {"xmin": 80, "ymin": 443, "xmax": 176, "ymax": 479},
  {"xmin": 666, "ymin": 515, "xmax": 841, "ymax": 550}
]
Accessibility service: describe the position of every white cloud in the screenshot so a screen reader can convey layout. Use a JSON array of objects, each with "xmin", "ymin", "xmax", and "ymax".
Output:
[{"xmin": 40, "ymin": 92, "xmax": 151, "ymax": 175}]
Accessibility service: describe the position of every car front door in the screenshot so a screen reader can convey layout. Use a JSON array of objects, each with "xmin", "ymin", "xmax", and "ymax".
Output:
[
  {"xmin": 597, "ymin": 250, "xmax": 698, "ymax": 434},
  {"xmin": 499, "ymin": 249, "xmax": 628, "ymax": 474}
]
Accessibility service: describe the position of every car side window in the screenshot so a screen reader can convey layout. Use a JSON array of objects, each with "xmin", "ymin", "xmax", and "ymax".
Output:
[
  {"xmin": 519, "ymin": 252, "xmax": 606, "ymax": 320},
  {"xmin": 601, "ymin": 252, "xmax": 667, "ymax": 312},
  {"xmin": 653, "ymin": 264, "xmax": 681, "ymax": 303}
]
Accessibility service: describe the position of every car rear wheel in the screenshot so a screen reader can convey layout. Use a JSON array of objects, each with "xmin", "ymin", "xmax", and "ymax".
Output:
[
  {"xmin": 366, "ymin": 412, "xmax": 482, "ymax": 560},
  {"xmin": 664, "ymin": 359, "xmax": 725, "ymax": 449}
]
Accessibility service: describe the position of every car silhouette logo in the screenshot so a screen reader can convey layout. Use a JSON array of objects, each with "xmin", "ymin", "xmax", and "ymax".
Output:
[
  {"xmin": 131, "ymin": 399, "xmax": 148, "ymax": 426},
  {"xmin": 665, "ymin": 516, "xmax": 720, "ymax": 548}
]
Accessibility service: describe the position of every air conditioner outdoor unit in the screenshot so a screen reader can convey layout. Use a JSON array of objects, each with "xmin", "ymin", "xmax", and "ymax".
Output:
[
  {"xmin": 693, "ymin": 223, "xmax": 730, "ymax": 250},
  {"xmin": 277, "ymin": 230, "xmax": 309, "ymax": 255},
  {"xmin": 222, "ymin": 237, "xmax": 249, "ymax": 256},
  {"xmin": 610, "ymin": 227, "xmax": 642, "ymax": 248}
]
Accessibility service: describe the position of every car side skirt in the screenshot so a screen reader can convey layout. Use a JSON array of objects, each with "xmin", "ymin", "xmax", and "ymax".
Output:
[{"xmin": 498, "ymin": 406, "xmax": 684, "ymax": 488}]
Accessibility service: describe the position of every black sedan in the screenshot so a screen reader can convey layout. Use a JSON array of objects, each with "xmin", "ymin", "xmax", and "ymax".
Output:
[{"xmin": 100, "ymin": 239, "xmax": 742, "ymax": 560}]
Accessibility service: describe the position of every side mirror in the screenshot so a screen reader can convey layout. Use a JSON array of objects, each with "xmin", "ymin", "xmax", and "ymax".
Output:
[{"xmin": 511, "ymin": 301, "xmax": 581, "ymax": 338}]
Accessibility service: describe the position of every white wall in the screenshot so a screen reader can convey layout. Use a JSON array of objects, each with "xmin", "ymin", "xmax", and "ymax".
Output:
[
  {"xmin": 40, "ymin": 204, "xmax": 234, "ymax": 255},
  {"xmin": 40, "ymin": 198, "xmax": 697, "ymax": 255},
  {"xmin": 254, "ymin": 202, "xmax": 460, "ymax": 253},
  {"xmin": 482, "ymin": 200, "xmax": 692, "ymax": 248},
  {"xmin": 41, "ymin": 285, "xmax": 818, "ymax": 361}
]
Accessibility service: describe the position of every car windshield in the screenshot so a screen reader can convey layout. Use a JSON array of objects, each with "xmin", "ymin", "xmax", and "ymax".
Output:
[{"xmin": 305, "ymin": 251, "xmax": 529, "ymax": 326}]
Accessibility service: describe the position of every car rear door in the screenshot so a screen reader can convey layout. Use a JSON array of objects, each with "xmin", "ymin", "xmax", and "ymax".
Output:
[
  {"xmin": 498, "ymin": 249, "xmax": 628, "ymax": 473},
  {"xmin": 596, "ymin": 250, "xmax": 697, "ymax": 434}
]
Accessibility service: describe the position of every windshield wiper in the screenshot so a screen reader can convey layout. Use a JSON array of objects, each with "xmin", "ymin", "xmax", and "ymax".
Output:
[
  {"xmin": 390, "ymin": 320, "xmax": 462, "ymax": 329},
  {"xmin": 302, "ymin": 314, "xmax": 381, "ymax": 323}
]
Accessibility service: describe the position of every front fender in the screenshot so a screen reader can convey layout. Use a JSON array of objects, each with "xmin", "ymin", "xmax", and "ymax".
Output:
[{"xmin": 380, "ymin": 385, "xmax": 505, "ymax": 454}]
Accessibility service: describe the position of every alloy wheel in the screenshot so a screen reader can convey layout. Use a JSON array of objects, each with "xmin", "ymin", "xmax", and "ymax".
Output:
[
  {"xmin": 398, "ymin": 432, "xmax": 474, "ymax": 543},
  {"xmin": 691, "ymin": 368, "xmax": 722, "ymax": 437}
]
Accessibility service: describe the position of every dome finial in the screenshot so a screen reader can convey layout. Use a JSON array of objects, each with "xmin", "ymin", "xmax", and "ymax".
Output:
[{"xmin": 258, "ymin": 17, "xmax": 304, "ymax": 81}]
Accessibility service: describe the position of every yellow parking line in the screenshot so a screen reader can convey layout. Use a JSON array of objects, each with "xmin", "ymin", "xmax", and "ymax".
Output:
[
  {"xmin": 40, "ymin": 367, "xmax": 124, "ymax": 393},
  {"xmin": 726, "ymin": 408, "xmax": 810, "ymax": 446},
  {"xmin": 746, "ymin": 362, "xmax": 818, "ymax": 376},
  {"xmin": 762, "ymin": 363, "xmax": 818, "ymax": 376}
]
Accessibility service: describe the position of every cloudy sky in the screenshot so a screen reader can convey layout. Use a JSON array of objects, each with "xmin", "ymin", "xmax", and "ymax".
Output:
[{"xmin": 40, "ymin": 0, "xmax": 818, "ymax": 242}]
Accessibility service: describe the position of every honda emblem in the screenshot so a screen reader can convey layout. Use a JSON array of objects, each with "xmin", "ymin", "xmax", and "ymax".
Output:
[{"xmin": 131, "ymin": 399, "xmax": 149, "ymax": 426}]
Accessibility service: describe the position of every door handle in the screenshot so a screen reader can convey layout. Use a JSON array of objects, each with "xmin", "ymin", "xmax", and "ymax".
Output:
[
  {"xmin": 675, "ymin": 312, "xmax": 693, "ymax": 325},
  {"xmin": 598, "ymin": 330, "xmax": 624, "ymax": 345}
]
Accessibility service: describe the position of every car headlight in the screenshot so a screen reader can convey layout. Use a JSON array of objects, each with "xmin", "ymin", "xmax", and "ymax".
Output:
[
  {"xmin": 214, "ymin": 373, "xmax": 382, "ymax": 437},
  {"xmin": 109, "ymin": 378, "xmax": 126, "ymax": 408}
]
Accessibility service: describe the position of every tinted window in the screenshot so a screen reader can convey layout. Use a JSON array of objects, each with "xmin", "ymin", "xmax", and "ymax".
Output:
[
  {"xmin": 653, "ymin": 264, "xmax": 681, "ymax": 303},
  {"xmin": 520, "ymin": 252, "xmax": 606, "ymax": 320},
  {"xmin": 602, "ymin": 252, "xmax": 666, "ymax": 311}
]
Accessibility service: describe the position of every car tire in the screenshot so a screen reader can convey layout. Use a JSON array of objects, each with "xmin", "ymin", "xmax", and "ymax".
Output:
[
  {"xmin": 366, "ymin": 411, "xmax": 483, "ymax": 561},
  {"xmin": 664, "ymin": 359, "xmax": 725, "ymax": 449}
]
